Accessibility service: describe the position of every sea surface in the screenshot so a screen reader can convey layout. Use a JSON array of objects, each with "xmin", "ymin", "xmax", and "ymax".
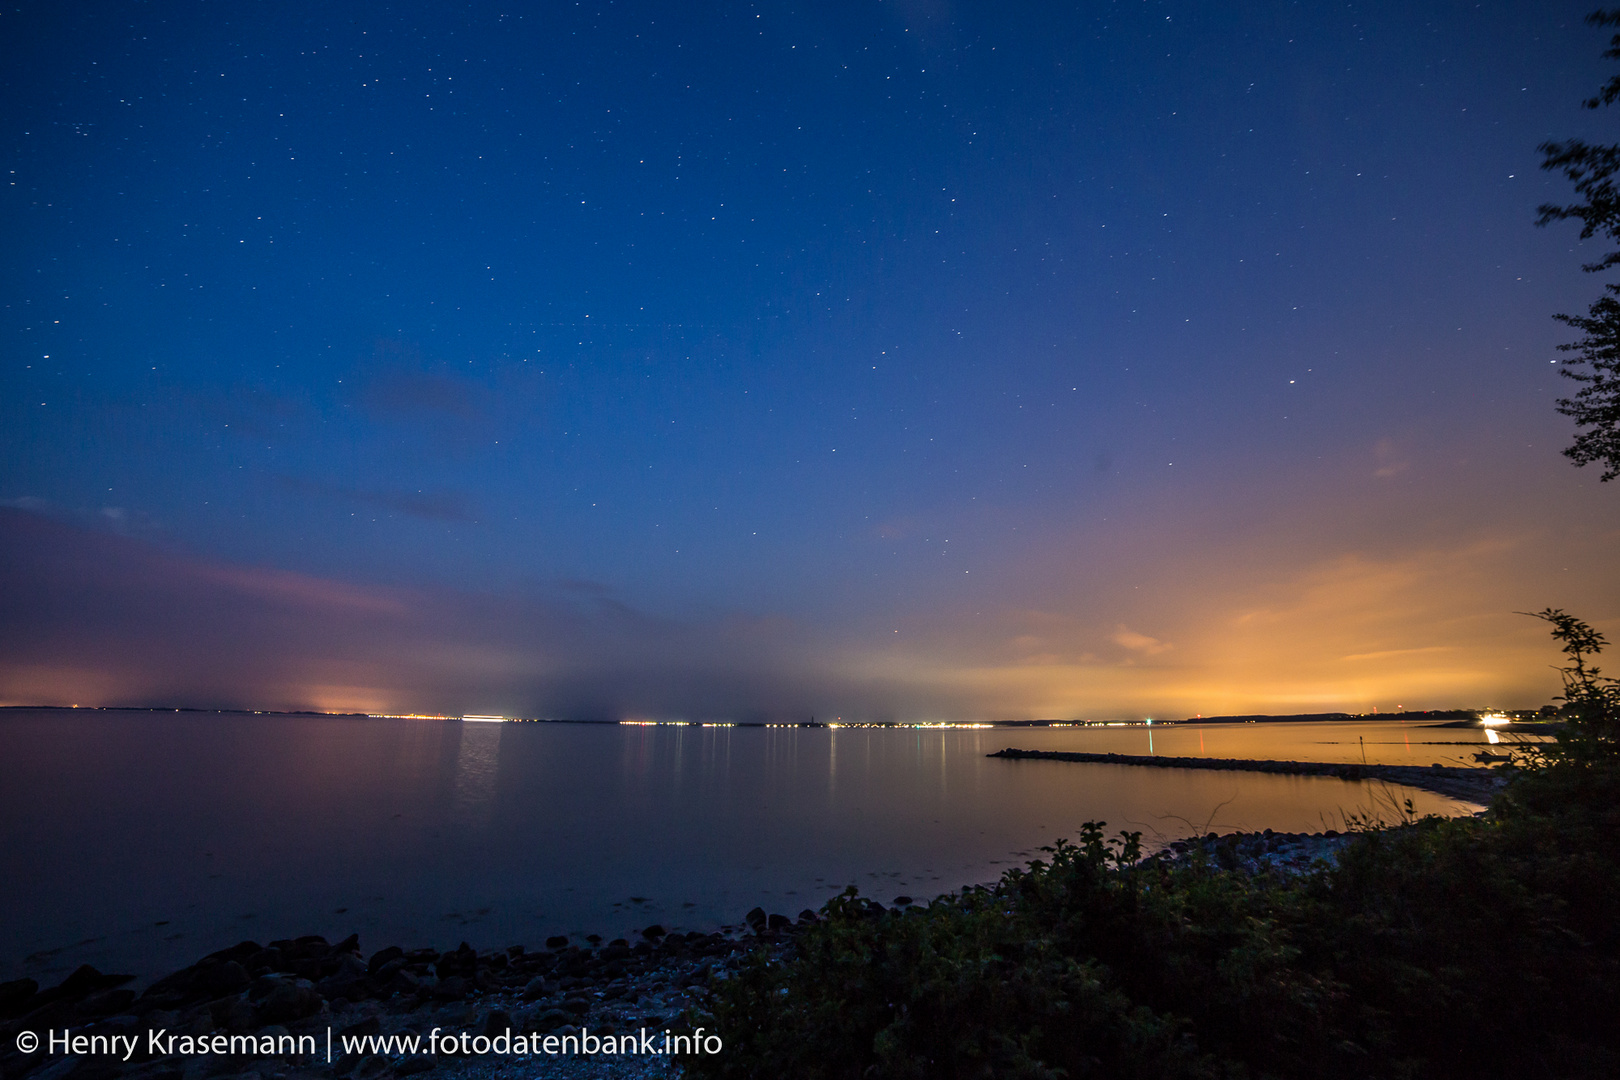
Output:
[{"xmin": 0, "ymin": 709, "xmax": 1523, "ymax": 985}]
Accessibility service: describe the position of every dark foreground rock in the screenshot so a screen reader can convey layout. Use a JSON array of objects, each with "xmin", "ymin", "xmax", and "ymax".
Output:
[{"xmin": 0, "ymin": 911, "xmax": 840, "ymax": 1080}]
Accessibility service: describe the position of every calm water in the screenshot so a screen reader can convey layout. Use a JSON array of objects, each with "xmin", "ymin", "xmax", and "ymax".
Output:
[{"xmin": 0, "ymin": 710, "xmax": 1512, "ymax": 985}]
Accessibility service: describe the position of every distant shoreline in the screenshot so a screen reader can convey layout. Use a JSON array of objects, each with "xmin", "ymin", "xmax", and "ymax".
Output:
[
  {"xmin": 0, "ymin": 704, "xmax": 1550, "ymax": 729},
  {"xmin": 987, "ymin": 747, "xmax": 1510, "ymax": 804}
]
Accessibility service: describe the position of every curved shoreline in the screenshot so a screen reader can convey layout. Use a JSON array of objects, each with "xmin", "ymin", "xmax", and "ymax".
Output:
[{"xmin": 987, "ymin": 747, "xmax": 1508, "ymax": 804}]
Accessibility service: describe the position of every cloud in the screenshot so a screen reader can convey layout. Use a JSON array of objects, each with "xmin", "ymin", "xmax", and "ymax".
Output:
[
  {"xmin": 0, "ymin": 495, "xmax": 160, "ymax": 536},
  {"xmin": 359, "ymin": 342, "xmax": 481, "ymax": 421},
  {"xmin": 277, "ymin": 476, "xmax": 477, "ymax": 523},
  {"xmin": 1372, "ymin": 438, "xmax": 1409, "ymax": 478},
  {"xmin": 1112, "ymin": 626, "xmax": 1172, "ymax": 656},
  {"xmin": 0, "ymin": 507, "xmax": 956, "ymax": 720}
]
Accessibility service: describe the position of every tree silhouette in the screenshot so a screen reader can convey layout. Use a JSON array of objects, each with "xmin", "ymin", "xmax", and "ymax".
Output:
[{"xmin": 1538, "ymin": 9, "xmax": 1620, "ymax": 480}]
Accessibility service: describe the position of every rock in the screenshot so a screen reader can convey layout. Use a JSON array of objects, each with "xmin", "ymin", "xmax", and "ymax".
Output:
[
  {"xmin": 797, "ymin": 910, "xmax": 819, "ymax": 923},
  {"xmin": 395, "ymin": 1055, "xmax": 436, "ymax": 1075},
  {"xmin": 892, "ymin": 896, "xmax": 913, "ymax": 906},
  {"xmin": 78, "ymin": 988, "xmax": 137, "ymax": 1018},
  {"xmin": 435, "ymin": 944, "xmax": 477, "ymax": 980},
  {"xmin": 371, "ymin": 957, "xmax": 406, "ymax": 982},
  {"xmin": 216, "ymin": 997, "xmax": 257, "ymax": 1033},
  {"xmin": 256, "ymin": 980, "xmax": 321, "ymax": 1024},
  {"xmin": 198, "ymin": 960, "xmax": 252, "ymax": 997},
  {"xmin": 520, "ymin": 977, "xmax": 549, "ymax": 1001},
  {"xmin": 545, "ymin": 935, "xmax": 569, "ymax": 949},
  {"xmin": 202, "ymin": 942, "xmax": 262, "ymax": 965},
  {"xmin": 385, "ymin": 968, "xmax": 421, "ymax": 996},
  {"xmin": 331, "ymin": 1052, "xmax": 362, "ymax": 1076},
  {"xmin": 641, "ymin": 925, "xmax": 666, "ymax": 940},
  {"xmin": 247, "ymin": 975, "xmax": 282, "ymax": 1002},
  {"xmin": 317, "ymin": 953, "xmax": 371, "ymax": 1000},
  {"xmin": 244, "ymin": 948, "xmax": 284, "ymax": 974},
  {"xmin": 351, "ymin": 1055, "xmax": 391, "ymax": 1080},
  {"xmin": 21, "ymin": 998, "xmax": 79, "ymax": 1030},
  {"xmin": 45, "ymin": 965, "xmax": 136, "ymax": 1005},
  {"xmin": 431, "ymin": 976, "xmax": 469, "ymax": 1001},
  {"xmin": 480, "ymin": 1008, "xmax": 512, "ymax": 1038},
  {"xmin": 767, "ymin": 913, "xmax": 792, "ymax": 930},
  {"xmin": 332, "ymin": 933, "xmax": 360, "ymax": 955},
  {"xmin": 340, "ymin": 1016, "xmax": 381, "ymax": 1038},
  {"xmin": 366, "ymin": 947, "xmax": 404, "ymax": 975},
  {"xmin": 744, "ymin": 907, "xmax": 767, "ymax": 931},
  {"xmin": 562, "ymin": 996, "xmax": 591, "ymax": 1016},
  {"xmin": 525, "ymin": 1008, "xmax": 572, "ymax": 1034},
  {"xmin": 0, "ymin": 977, "xmax": 38, "ymax": 1017}
]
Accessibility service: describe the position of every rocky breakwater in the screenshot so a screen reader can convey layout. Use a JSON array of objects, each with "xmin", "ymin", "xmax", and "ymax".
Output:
[
  {"xmin": 988, "ymin": 747, "xmax": 1509, "ymax": 804},
  {"xmin": 0, "ymin": 910, "xmax": 821, "ymax": 1080}
]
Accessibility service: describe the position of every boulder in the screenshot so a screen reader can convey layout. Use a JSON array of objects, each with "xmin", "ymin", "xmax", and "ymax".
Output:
[
  {"xmin": 255, "ymin": 980, "xmax": 321, "ymax": 1024},
  {"xmin": 316, "ymin": 954, "xmax": 371, "ymax": 1000},
  {"xmin": 351, "ymin": 1054, "xmax": 391, "ymax": 1080},
  {"xmin": 480, "ymin": 1008, "xmax": 513, "ymax": 1038},
  {"xmin": 197, "ymin": 961, "xmax": 251, "ymax": 997},
  {"xmin": 215, "ymin": 997, "xmax": 257, "ymax": 1034},
  {"xmin": 366, "ymin": 946, "xmax": 404, "ymax": 975},
  {"xmin": 522, "ymin": 1007, "xmax": 572, "ymax": 1034},
  {"xmin": 0, "ymin": 977, "xmax": 38, "ymax": 1017},
  {"xmin": 340, "ymin": 1016, "xmax": 381, "ymax": 1038},
  {"xmin": 79, "ymin": 988, "xmax": 137, "ymax": 1018},
  {"xmin": 431, "ymin": 976, "xmax": 469, "ymax": 1001}
]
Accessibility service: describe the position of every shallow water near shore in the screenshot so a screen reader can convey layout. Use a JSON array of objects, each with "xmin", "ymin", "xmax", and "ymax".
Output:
[{"xmin": 0, "ymin": 709, "xmax": 1509, "ymax": 986}]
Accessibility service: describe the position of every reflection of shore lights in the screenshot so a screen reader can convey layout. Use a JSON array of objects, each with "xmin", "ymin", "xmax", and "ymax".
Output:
[
  {"xmin": 462, "ymin": 715, "xmax": 507, "ymax": 723},
  {"xmin": 1480, "ymin": 713, "xmax": 1511, "ymax": 727}
]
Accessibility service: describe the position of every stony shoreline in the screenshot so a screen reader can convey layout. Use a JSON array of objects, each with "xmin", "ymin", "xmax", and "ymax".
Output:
[
  {"xmin": 0, "ymin": 818, "xmax": 1373, "ymax": 1080},
  {"xmin": 0, "ymin": 913, "xmax": 812, "ymax": 1080},
  {"xmin": 987, "ymin": 747, "xmax": 1510, "ymax": 804}
]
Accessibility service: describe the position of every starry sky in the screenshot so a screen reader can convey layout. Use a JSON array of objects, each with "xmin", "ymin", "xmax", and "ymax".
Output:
[{"xmin": 5, "ymin": 0, "xmax": 1620, "ymax": 720}]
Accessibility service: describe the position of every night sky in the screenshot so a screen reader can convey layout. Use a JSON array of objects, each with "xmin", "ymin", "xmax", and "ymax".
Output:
[{"xmin": 5, "ymin": 0, "xmax": 1619, "ymax": 720}]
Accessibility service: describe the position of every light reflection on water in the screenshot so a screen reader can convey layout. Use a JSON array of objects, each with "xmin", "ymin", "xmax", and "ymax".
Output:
[{"xmin": 0, "ymin": 710, "xmax": 1518, "ymax": 985}]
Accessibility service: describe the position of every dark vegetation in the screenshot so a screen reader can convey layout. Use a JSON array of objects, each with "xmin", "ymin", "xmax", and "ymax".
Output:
[
  {"xmin": 684, "ymin": 615, "xmax": 1620, "ymax": 1079},
  {"xmin": 1540, "ymin": 9, "xmax": 1620, "ymax": 479}
]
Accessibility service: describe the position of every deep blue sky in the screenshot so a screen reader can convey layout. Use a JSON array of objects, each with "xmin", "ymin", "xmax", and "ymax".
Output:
[{"xmin": 5, "ymin": 1, "xmax": 1620, "ymax": 719}]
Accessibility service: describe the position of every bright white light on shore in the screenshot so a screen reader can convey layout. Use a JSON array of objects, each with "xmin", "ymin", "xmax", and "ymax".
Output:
[
  {"xmin": 461, "ymin": 714, "xmax": 507, "ymax": 723},
  {"xmin": 1480, "ymin": 712, "xmax": 1511, "ymax": 727}
]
